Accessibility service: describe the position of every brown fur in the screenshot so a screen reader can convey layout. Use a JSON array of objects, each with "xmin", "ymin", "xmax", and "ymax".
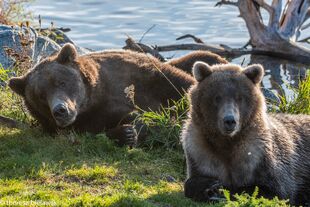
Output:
[
  {"xmin": 9, "ymin": 44, "xmax": 196, "ymax": 146},
  {"xmin": 181, "ymin": 62, "xmax": 310, "ymax": 205},
  {"xmin": 167, "ymin": 51, "xmax": 228, "ymax": 74}
]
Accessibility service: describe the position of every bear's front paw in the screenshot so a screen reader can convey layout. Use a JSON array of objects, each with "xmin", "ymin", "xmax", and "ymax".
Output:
[
  {"xmin": 184, "ymin": 177, "xmax": 224, "ymax": 202},
  {"xmin": 121, "ymin": 124, "xmax": 138, "ymax": 147},
  {"xmin": 107, "ymin": 124, "xmax": 138, "ymax": 147},
  {"xmin": 203, "ymin": 182, "xmax": 224, "ymax": 202}
]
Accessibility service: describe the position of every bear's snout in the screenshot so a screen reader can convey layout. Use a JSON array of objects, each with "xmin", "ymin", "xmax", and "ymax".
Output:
[
  {"xmin": 49, "ymin": 97, "xmax": 77, "ymax": 128},
  {"xmin": 218, "ymin": 101, "xmax": 240, "ymax": 137},
  {"xmin": 53, "ymin": 104, "xmax": 69, "ymax": 119},
  {"xmin": 223, "ymin": 115, "xmax": 236, "ymax": 132}
]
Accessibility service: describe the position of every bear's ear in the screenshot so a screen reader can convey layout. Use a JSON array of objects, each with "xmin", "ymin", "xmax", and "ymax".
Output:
[
  {"xmin": 192, "ymin": 61, "xmax": 213, "ymax": 82},
  {"xmin": 9, "ymin": 76, "xmax": 27, "ymax": 96},
  {"xmin": 243, "ymin": 64, "xmax": 264, "ymax": 84},
  {"xmin": 56, "ymin": 43, "xmax": 78, "ymax": 64}
]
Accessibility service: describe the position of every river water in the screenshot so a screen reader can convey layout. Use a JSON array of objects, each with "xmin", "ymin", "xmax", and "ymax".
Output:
[{"xmin": 29, "ymin": 0, "xmax": 309, "ymax": 98}]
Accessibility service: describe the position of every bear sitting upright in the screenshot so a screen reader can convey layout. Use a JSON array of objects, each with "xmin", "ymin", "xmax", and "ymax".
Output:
[{"xmin": 181, "ymin": 62, "xmax": 310, "ymax": 205}]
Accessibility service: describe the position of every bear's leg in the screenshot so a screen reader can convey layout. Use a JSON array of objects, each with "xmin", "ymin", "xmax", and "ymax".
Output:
[
  {"xmin": 293, "ymin": 181, "xmax": 310, "ymax": 206},
  {"xmin": 106, "ymin": 124, "xmax": 137, "ymax": 147},
  {"xmin": 184, "ymin": 176, "xmax": 224, "ymax": 202}
]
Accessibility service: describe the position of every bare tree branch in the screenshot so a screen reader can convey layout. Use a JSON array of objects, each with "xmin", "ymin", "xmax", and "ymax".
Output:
[
  {"xmin": 123, "ymin": 36, "xmax": 165, "ymax": 61},
  {"xmin": 301, "ymin": 22, "xmax": 310, "ymax": 30},
  {"xmin": 176, "ymin": 34, "xmax": 204, "ymax": 43},
  {"xmin": 298, "ymin": 36, "xmax": 310, "ymax": 43},
  {"xmin": 237, "ymin": 0, "xmax": 267, "ymax": 45},
  {"xmin": 215, "ymin": 0, "xmax": 238, "ymax": 7},
  {"xmin": 300, "ymin": 8, "xmax": 310, "ymax": 30},
  {"xmin": 280, "ymin": 0, "xmax": 310, "ymax": 40},
  {"xmin": 139, "ymin": 24, "xmax": 156, "ymax": 43},
  {"xmin": 304, "ymin": 8, "xmax": 310, "ymax": 22},
  {"xmin": 155, "ymin": 43, "xmax": 229, "ymax": 55},
  {"xmin": 242, "ymin": 39, "xmax": 252, "ymax": 49},
  {"xmin": 269, "ymin": 0, "xmax": 282, "ymax": 29},
  {"xmin": 253, "ymin": 0, "xmax": 273, "ymax": 14}
]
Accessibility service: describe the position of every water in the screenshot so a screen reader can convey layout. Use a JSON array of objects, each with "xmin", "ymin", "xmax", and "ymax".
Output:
[
  {"xmin": 29, "ymin": 0, "xmax": 309, "ymax": 98},
  {"xmin": 29, "ymin": 0, "xmax": 249, "ymax": 50}
]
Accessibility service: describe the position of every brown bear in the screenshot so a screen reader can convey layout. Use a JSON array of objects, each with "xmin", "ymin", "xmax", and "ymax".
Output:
[
  {"xmin": 166, "ymin": 51, "xmax": 228, "ymax": 74},
  {"xmin": 181, "ymin": 62, "xmax": 310, "ymax": 205},
  {"xmin": 9, "ymin": 43, "xmax": 229, "ymax": 146},
  {"xmin": 8, "ymin": 43, "xmax": 196, "ymax": 146}
]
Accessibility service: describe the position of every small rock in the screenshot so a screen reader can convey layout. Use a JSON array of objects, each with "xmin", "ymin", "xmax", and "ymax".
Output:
[{"xmin": 164, "ymin": 175, "xmax": 177, "ymax": 183}]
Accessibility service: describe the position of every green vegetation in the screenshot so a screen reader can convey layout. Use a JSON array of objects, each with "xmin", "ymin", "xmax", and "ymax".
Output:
[
  {"xmin": 278, "ymin": 72, "xmax": 310, "ymax": 114},
  {"xmin": 134, "ymin": 96, "xmax": 189, "ymax": 150}
]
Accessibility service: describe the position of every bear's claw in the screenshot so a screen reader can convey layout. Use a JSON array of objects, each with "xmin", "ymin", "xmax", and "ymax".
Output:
[
  {"xmin": 106, "ymin": 124, "xmax": 138, "ymax": 147},
  {"xmin": 184, "ymin": 176, "xmax": 224, "ymax": 202},
  {"xmin": 203, "ymin": 182, "xmax": 224, "ymax": 201},
  {"xmin": 118, "ymin": 124, "xmax": 138, "ymax": 147}
]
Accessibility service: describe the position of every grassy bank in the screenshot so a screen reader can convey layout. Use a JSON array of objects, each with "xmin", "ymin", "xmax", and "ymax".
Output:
[{"xmin": 1, "ymin": 68, "xmax": 309, "ymax": 206}]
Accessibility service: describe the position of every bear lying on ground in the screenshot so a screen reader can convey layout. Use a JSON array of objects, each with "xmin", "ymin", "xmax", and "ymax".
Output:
[
  {"xmin": 181, "ymin": 62, "xmax": 310, "ymax": 205},
  {"xmin": 166, "ymin": 50, "xmax": 228, "ymax": 73},
  {"xmin": 8, "ymin": 43, "xmax": 224, "ymax": 146}
]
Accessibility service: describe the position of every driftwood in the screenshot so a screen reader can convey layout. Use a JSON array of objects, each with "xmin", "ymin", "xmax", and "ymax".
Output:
[
  {"xmin": 124, "ymin": 36, "xmax": 310, "ymax": 64},
  {"xmin": 124, "ymin": 0, "xmax": 310, "ymax": 64},
  {"xmin": 214, "ymin": 0, "xmax": 310, "ymax": 62}
]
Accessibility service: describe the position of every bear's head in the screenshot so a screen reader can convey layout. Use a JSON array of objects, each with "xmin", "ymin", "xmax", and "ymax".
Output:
[
  {"xmin": 9, "ymin": 43, "xmax": 98, "ymax": 130},
  {"xmin": 189, "ymin": 61, "xmax": 265, "ymax": 137}
]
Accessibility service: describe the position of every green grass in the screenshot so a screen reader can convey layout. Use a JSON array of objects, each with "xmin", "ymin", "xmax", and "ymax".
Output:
[
  {"xmin": 0, "ymin": 128, "xmax": 190, "ymax": 207},
  {"xmin": 278, "ymin": 72, "xmax": 310, "ymax": 114},
  {"xmin": 2, "ymin": 67, "xmax": 309, "ymax": 206},
  {"xmin": 134, "ymin": 96, "xmax": 189, "ymax": 150}
]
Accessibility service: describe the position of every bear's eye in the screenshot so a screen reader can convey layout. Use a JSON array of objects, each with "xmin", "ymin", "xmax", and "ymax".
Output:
[
  {"xmin": 236, "ymin": 95, "xmax": 243, "ymax": 102},
  {"xmin": 59, "ymin": 82, "xmax": 66, "ymax": 88},
  {"xmin": 214, "ymin": 95, "xmax": 221, "ymax": 104},
  {"xmin": 39, "ymin": 92, "xmax": 45, "ymax": 101}
]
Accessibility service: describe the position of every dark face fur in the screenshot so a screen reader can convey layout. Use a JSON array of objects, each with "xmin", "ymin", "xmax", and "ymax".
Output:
[
  {"xmin": 190, "ymin": 62, "xmax": 265, "ymax": 137},
  {"xmin": 9, "ymin": 44, "xmax": 87, "ymax": 128}
]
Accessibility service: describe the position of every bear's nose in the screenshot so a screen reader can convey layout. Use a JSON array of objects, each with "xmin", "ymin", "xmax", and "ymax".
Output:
[
  {"xmin": 53, "ymin": 104, "xmax": 68, "ymax": 119},
  {"xmin": 223, "ymin": 115, "xmax": 236, "ymax": 132}
]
